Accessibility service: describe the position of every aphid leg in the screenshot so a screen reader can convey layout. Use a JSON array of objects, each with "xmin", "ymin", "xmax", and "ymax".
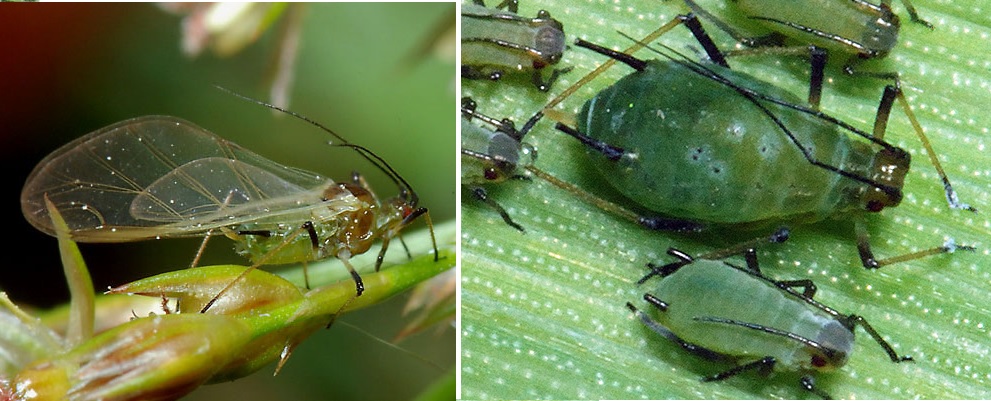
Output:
[
  {"xmin": 461, "ymin": 65, "xmax": 503, "ymax": 82},
  {"xmin": 881, "ymin": 0, "xmax": 933, "ymax": 28},
  {"xmin": 204, "ymin": 222, "xmax": 323, "ymax": 313},
  {"xmin": 872, "ymin": 84, "xmax": 976, "ymax": 212},
  {"xmin": 682, "ymin": 0, "xmax": 765, "ymax": 49},
  {"xmin": 191, "ymin": 190, "xmax": 239, "ymax": 267},
  {"xmin": 191, "ymin": 233, "xmax": 212, "ymax": 268},
  {"xmin": 626, "ymin": 300, "xmax": 726, "ymax": 360},
  {"xmin": 554, "ymin": 122, "xmax": 626, "ymax": 161},
  {"xmin": 876, "ymin": 239, "xmax": 976, "ymax": 265},
  {"xmin": 536, "ymin": 13, "xmax": 688, "ymax": 123},
  {"xmin": 840, "ymin": 55, "xmax": 899, "ymax": 81},
  {"xmin": 854, "ymin": 217, "xmax": 881, "ymax": 269},
  {"xmin": 676, "ymin": 13, "xmax": 730, "ymax": 68},
  {"xmin": 853, "ymin": 216, "xmax": 975, "ymax": 269},
  {"xmin": 799, "ymin": 375, "xmax": 833, "ymax": 399},
  {"xmin": 522, "ymin": 163, "xmax": 704, "ymax": 234},
  {"xmin": 843, "ymin": 314, "xmax": 914, "ymax": 363},
  {"xmin": 474, "ymin": 0, "xmax": 518, "ymax": 13},
  {"xmin": 532, "ymin": 66, "xmax": 573, "ymax": 93},
  {"xmin": 703, "ymin": 356, "xmax": 776, "ymax": 382},
  {"xmin": 299, "ymin": 221, "xmax": 322, "ymax": 288},
  {"xmin": 337, "ymin": 252, "xmax": 365, "ymax": 295},
  {"xmin": 724, "ymin": 42, "xmax": 830, "ymax": 108},
  {"xmin": 639, "ymin": 249, "xmax": 694, "ymax": 284},
  {"xmin": 375, "ymin": 206, "xmax": 438, "ymax": 272},
  {"xmin": 397, "ymin": 235, "xmax": 413, "ymax": 260},
  {"xmin": 683, "ymin": 0, "xmax": 832, "ymax": 107},
  {"xmin": 638, "ymin": 228, "xmax": 790, "ymax": 284},
  {"xmin": 471, "ymin": 186, "xmax": 525, "ymax": 232},
  {"xmin": 700, "ymin": 227, "xmax": 791, "ymax": 263},
  {"xmin": 323, "ymin": 255, "xmax": 369, "ymax": 329}
]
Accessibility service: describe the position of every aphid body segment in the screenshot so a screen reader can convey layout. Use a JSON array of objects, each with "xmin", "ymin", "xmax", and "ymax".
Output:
[
  {"xmin": 20, "ymin": 115, "xmax": 430, "ymax": 297},
  {"xmin": 461, "ymin": 97, "xmax": 535, "ymax": 231},
  {"xmin": 574, "ymin": 48, "xmax": 906, "ymax": 227},
  {"xmin": 629, "ymin": 245, "xmax": 912, "ymax": 398},
  {"xmin": 461, "ymin": 1, "xmax": 567, "ymax": 91}
]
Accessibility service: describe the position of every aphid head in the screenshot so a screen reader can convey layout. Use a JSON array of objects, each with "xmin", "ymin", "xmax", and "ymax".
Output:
[
  {"xmin": 861, "ymin": 2, "xmax": 901, "ymax": 57},
  {"xmin": 862, "ymin": 147, "xmax": 909, "ymax": 212},
  {"xmin": 218, "ymin": 86, "xmax": 438, "ymax": 267},
  {"xmin": 801, "ymin": 320, "xmax": 854, "ymax": 372},
  {"xmin": 532, "ymin": 13, "xmax": 566, "ymax": 67}
]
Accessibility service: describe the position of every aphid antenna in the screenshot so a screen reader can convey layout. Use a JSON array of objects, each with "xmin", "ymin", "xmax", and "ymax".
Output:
[
  {"xmin": 334, "ymin": 142, "xmax": 420, "ymax": 206},
  {"xmin": 694, "ymin": 316, "xmax": 833, "ymax": 357},
  {"xmin": 602, "ymin": 36, "xmax": 905, "ymax": 198},
  {"xmin": 615, "ymin": 31, "xmax": 894, "ymax": 149},
  {"xmin": 212, "ymin": 85, "xmax": 416, "ymax": 202}
]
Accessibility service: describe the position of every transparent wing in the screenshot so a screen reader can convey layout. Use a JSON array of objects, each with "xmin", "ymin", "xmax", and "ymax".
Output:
[{"xmin": 20, "ymin": 115, "xmax": 350, "ymax": 242}]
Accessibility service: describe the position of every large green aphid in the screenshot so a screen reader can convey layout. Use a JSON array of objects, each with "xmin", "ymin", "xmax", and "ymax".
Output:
[
  {"xmin": 20, "ymin": 111, "xmax": 438, "ymax": 311},
  {"xmin": 627, "ymin": 230, "xmax": 913, "ymax": 398},
  {"xmin": 551, "ymin": 20, "xmax": 969, "ymax": 269},
  {"xmin": 461, "ymin": 0, "xmax": 568, "ymax": 91},
  {"xmin": 461, "ymin": 96, "xmax": 536, "ymax": 232}
]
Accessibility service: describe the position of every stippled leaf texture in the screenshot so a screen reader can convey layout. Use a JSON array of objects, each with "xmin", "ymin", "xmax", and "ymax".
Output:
[{"xmin": 461, "ymin": 0, "xmax": 990, "ymax": 399}]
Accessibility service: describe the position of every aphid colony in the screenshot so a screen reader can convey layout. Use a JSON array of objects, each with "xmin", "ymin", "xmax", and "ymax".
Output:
[{"xmin": 461, "ymin": 0, "xmax": 975, "ymax": 398}]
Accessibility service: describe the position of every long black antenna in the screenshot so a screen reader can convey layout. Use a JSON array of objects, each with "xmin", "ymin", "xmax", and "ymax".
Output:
[{"xmin": 214, "ymin": 85, "xmax": 417, "ymax": 204}]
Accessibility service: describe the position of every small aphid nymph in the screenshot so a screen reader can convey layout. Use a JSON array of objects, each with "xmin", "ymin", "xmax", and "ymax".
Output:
[
  {"xmin": 461, "ymin": 0, "xmax": 569, "ymax": 91},
  {"xmin": 461, "ymin": 96, "xmax": 536, "ymax": 232},
  {"xmin": 628, "ymin": 231, "xmax": 913, "ymax": 398}
]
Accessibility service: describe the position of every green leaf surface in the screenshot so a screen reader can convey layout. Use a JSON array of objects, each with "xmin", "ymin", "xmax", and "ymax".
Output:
[{"xmin": 461, "ymin": 0, "xmax": 991, "ymax": 399}]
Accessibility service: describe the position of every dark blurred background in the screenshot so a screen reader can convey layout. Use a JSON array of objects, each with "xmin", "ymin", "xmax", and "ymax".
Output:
[{"xmin": 0, "ymin": 2, "xmax": 455, "ymax": 400}]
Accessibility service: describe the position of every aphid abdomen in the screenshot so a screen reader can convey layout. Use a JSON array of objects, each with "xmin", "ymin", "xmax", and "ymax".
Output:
[
  {"xmin": 578, "ymin": 60, "xmax": 878, "ymax": 225},
  {"xmin": 652, "ymin": 260, "xmax": 851, "ymax": 371},
  {"xmin": 734, "ymin": 0, "xmax": 900, "ymax": 57},
  {"xmin": 233, "ymin": 191, "xmax": 365, "ymax": 265}
]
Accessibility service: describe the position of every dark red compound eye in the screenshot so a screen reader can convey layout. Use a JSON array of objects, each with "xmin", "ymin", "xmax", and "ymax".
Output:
[
  {"xmin": 484, "ymin": 167, "xmax": 500, "ymax": 181},
  {"xmin": 811, "ymin": 354, "xmax": 828, "ymax": 368}
]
